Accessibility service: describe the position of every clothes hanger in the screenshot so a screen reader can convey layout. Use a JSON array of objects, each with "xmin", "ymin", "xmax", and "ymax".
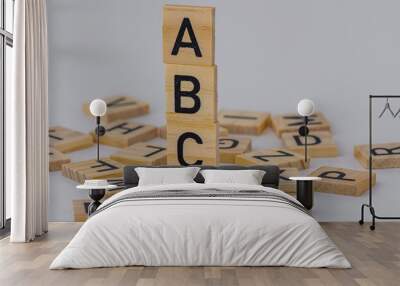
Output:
[{"xmin": 378, "ymin": 98, "xmax": 396, "ymax": 118}]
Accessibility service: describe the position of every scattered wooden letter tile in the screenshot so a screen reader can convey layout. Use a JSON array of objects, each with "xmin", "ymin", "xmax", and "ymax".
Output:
[
  {"xmin": 281, "ymin": 131, "xmax": 339, "ymax": 158},
  {"xmin": 219, "ymin": 126, "xmax": 229, "ymax": 136},
  {"xmin": 82, "ymin": 95, "xmax": 149, "ymax": 124},
  {"xmin": 163, "ymin": 5, "xmax": 215, "ymax": 66},
  {"xmin": 111, "ymin": 142, "xmax": 167, "ymax": 166},
  {"xmin": 235, "ymin": 148, "xmax": 308, "ymax": 169},
  {"xmin": 49, "ymin": 126, "xmax": 93, "ymax": 153},
  {"xmin": 165, "ymin": 64, "xmax": 217, "ymax": 121},
  {"xmin": 218, "ymin": 110, "xmax": 270, "ymax": 135},
  {"xmin": 72, "ymin": 200, "xmax": 90, "ymax": 222},
  {"xmin": 159, "ymin": 125, "xmax": 167, "ymax": 139},
  {"xmin": 308, "ymin": 166, "xmax": 376, "ymax": 196},
  {"xmin": 279, "ymin": 168, "xmax": 299, "ymax": 195},
  {"xmin": 354, "ymin": 142, "xmax": 400, "ymax": 169},
  {"xmin": 159, "ymin": 125, "xmax": 228, "ymax": 139},
  {"xmin": 97, "ymin": 120, "xmax": 158, "ymax": 148},
  {"xmin": 219, "ymin": 136, "xmax": 251, "ymax": 164},
  {"xmin": 166, "ymin": 114, "xmax": 218, "ymax": 165},
  {"xmin": 49, "ymin": 148, "xmax": 71, "ymax": 172},
  {"xmin": 271, "ymin": 112, "xmax": 330, "ymax": 137},
  {"xmin": 62, "ymin": 157, "xmax": 124, "ymax": 183}
]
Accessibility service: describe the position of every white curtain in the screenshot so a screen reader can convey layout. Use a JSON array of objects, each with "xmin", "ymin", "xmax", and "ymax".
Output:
[{"xmin": 7, "ymin": 0, "xmax": 49, "ymax": 242}]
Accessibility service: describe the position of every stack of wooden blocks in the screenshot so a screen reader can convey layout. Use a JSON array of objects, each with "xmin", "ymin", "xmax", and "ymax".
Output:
[{"xmin": 163, "ymin": 5, "xmax": 218, "ymax": 166}]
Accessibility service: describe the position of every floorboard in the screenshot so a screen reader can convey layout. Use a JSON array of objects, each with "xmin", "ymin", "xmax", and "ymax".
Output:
[{"xmin": 0, "ymin": 222, "xmax": 399, "ymax": 286}]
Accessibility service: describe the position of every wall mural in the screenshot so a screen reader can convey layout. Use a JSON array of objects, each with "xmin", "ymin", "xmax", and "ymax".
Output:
[{"xmin": 48, "ymin": 4, "xmax": 379, "ymax": 221}]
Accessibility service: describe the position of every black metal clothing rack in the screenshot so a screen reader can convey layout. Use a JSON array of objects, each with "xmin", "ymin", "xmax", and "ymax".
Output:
[{"xmin": 359, "ymin": 95, "xmax": 400, "ymax": 230}]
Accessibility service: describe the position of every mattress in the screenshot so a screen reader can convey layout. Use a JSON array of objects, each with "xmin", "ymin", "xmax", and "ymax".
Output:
[{"xmin": 50, "ymin": 183, "xmax": 350, "ymax": 269}]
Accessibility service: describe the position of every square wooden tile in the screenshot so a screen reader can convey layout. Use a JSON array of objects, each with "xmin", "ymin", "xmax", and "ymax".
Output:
[
  {"xmin": 49, "ymin": 148, "xmax": 71, "ymax": 172},
  {"xmin": 111, "ymin": 142, "xmax": 167, "ymax": 166},
  {"xmin": 278, "ymin": 168, "xmax": 299, "ymax": 195},
  {"xmin": 219, "ymin": 136, "xmax": 251, "ymax": 164},
  {"xmin": 218, "ymin": 110, "xmax": 270, "ymax": 135},
  {"xmin": 165, "ymin": 64, "xmax": 217, "ymax": 121},
  {"xmin": 271, "ymin": 112, "xmax": 330, "ymax": 137},
  {"xmin": 281, "ymin": 130, "xmax": 339, "ymax": 157},
  {"xmin": 309, "ymin": 166, "xmax": 376, "ymax": 196},
  {"xmin": 163, "ymin": 5, "xmax": 215, "ymax": 66},
  {"xmin": 97, "ymin": 120, "xmax": 158, "ymax": 148},
  {"xmin": 49, "ymin": 126, "xmax": 93, "ymax": 153},
  {"xmin": 235, "ymin": 148, "xmax": 308, "ymax": 169},
  {"xmin": 82, "ymin": 95, "xmax": 149, "ymax": 124},
  {"xmin": 354, "ymin": 142, "xmax": 400, "ymax": 169},
  {"xmin": 62, "ymin": 157, "xmax": 125, "ymax": 183}
]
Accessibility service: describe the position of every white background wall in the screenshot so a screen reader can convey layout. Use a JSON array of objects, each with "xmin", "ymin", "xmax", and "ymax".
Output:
[{"xmin": 47, "ymin": 0, "xmax": 400, "ymax": 221}]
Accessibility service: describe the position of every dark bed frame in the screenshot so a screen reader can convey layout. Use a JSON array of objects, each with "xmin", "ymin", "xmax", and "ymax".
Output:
[{"xmin": 123, "ymin": 165, "xmax": 281, "ymax": 189}]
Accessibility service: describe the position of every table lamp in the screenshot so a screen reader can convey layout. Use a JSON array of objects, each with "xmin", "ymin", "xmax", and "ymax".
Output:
[
  {"xmin": 89, "ymin": 99, "xmax": 107, "ymax": 162},
  {"xmin": 297, "ymin": 99, "xmax": 315, "ymax": 163}
]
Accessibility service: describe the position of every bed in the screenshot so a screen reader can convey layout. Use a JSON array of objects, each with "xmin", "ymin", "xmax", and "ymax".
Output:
[{"xmin": 50, "ymin": 165, "xmax": 350, "ymax": 269}]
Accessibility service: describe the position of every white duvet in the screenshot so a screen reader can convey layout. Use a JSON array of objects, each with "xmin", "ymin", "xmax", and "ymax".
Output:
[{"xmin": 50, "ymin": 183, "xmax": 351, "ymax": 269}]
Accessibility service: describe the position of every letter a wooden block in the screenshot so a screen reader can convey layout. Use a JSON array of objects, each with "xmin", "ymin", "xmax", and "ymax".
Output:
[
  {"xmin": 49, "ymin": 148, "xmax": 71, "ymax": 172},
  {"xmin": 281, "ymin": 131, "xmax": 339, "ymax": 157},
  {"xmin": 111, "ymin": 142, "xmax": 167, "ymax": 166},
  {"xmin": 279, "ymin": 168, "xmax": 299, "ymax": 195},
  {"xmin": 165, "ymin": 64, "xmax": 217, "ymax": 121},
  {"xmin": 219, "ymin": 136, "xmax": 251, "ymax": 163},
  {"xmin": 97, "ymin": 120, "xmax": 158, "ymax": 148},
  {"xmin": 218, "ymin": 110, "xmax": 270, "ymax": 135},
  {"xmin": 82, "ymin": 95, "xmax": 149, "ymax": 124},
  {"xmin": 235, "ymin": 148, "xmax": 308, "ymax": 169},
  {"xmin": 354, "ymin": 142, "xmax": 400, "ymax": 169},
  {"xmin": 62, "ymin": 158, "xmax": 124, "ymax": 183},
  {"xmin": 49, "ymin": 126, "xmax": 94, "ymax": 153},
  {"xmin": 271, "ymin": 112, "xmax": 330, "ymax": 137},
  {"xmin": 308, "ymin": 166, "xmax": 376, "ymax": 196},
  {"xmin": 166, "ymin": 115, "xmax": 218, "ymax": 165},
  {"xmin": 163, "ymin": 5, "xmax": 214, "ymax": 66}
]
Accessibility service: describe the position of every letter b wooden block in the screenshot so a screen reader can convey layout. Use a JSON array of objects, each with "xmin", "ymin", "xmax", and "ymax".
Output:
[
  {"xmin": 166, "ymin": 115, "xmax": 218, "ymax": 165},
  {"xmin": 165, "ymin": 64, "xmax": 217, "ymax": 121},
  {"xmin": 163, "ymin": 5, "xmax": 215, "ymax": 66}
]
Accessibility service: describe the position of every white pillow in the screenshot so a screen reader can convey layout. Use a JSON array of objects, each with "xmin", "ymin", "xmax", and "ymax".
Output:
[
  {"xmin": 200, "ymin": 169, "xmax": 266, "ymax": 185},
  {"xmin": 135, "ymin": 167, "xmax": 201, "ymax": 186}
]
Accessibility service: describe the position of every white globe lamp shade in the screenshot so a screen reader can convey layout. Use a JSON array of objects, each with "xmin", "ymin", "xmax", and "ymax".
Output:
[
  {"xmin": 89, "ymin": 99, "xmax": 107, "ymax": 117},
  {"xmin": 297, "ymin": 99, "xmax": 315, "ymax": 117}
]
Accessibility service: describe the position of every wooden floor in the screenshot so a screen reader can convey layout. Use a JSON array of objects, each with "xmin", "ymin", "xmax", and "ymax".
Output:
[{"xmin": 0, "ymin": 222, "xmax": 399, "ymax": 286}]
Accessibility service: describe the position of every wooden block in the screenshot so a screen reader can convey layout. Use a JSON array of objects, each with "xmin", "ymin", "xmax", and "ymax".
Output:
[
  {"xmin": 49, "ymin": 126, "xmax": 93, "ymax": 153},
  {"xmin": 219, "ymin": 136, "xmax": 251, "ymax": 164},
  {"xmin": 111, "ymin": 143, "xmax": 167, "ymax": 166},
  {"xmin": 218, "ymin": 110, "xmax": 270, "ymax": 135},
  {"xmin": 97, "ymin": 120, "xmax": 158, "ymax": 148},
  {"xmin": 62, "ymin": 158, "xmax": 124, "ymax": 183},
  {"xmin": 160, "ymin": 124, "xmax": 228, "ymax": 139},
  {"xmin": 165, "ymin": 64, "xmax": 217, "ymax": 121},
  {"xmin": 166, "ymin": 114, "xmax": 218, "ymax": 165},
  {"xmin": 163, "ymin": 5, "xmax": 215, "ymax": 66},
  {"xmin": 309, "ymin": 166, "xmax": 376, "ymax": 196},
  {"xmin": 271, "ymin": 112, "xmax": 330, "ymax": 137},
  {"xmin": 159, "ymin": 125, "xmax": 167, "ymax": 139},
  {"xmin": 72, "ymin": 200, "xmax": 91, "ymax": 222},
  {"xmin": 281, "ymin": 131, "xmax": 339, "ymax": 158},
  {"xmin": 354, "ymin": 142, "xmax": 400, "ymax": 169},
  {"xmin": 219, "ymin": 126, "xmax": 229, "ymax": 136},
  {"xmin": 279, "ymin": 168, "xmax": 299, "ymax": 195},
  {"xmin": 235, "ymin": 148, "xmax": 308, "ymax": 169},
  {"xmin": 82, "ymin": 95, "xmax": 149, "ymax": 124},
  {"xmin": 49, "ymin": 148, "xmax": 71, "ymax": 172}
]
